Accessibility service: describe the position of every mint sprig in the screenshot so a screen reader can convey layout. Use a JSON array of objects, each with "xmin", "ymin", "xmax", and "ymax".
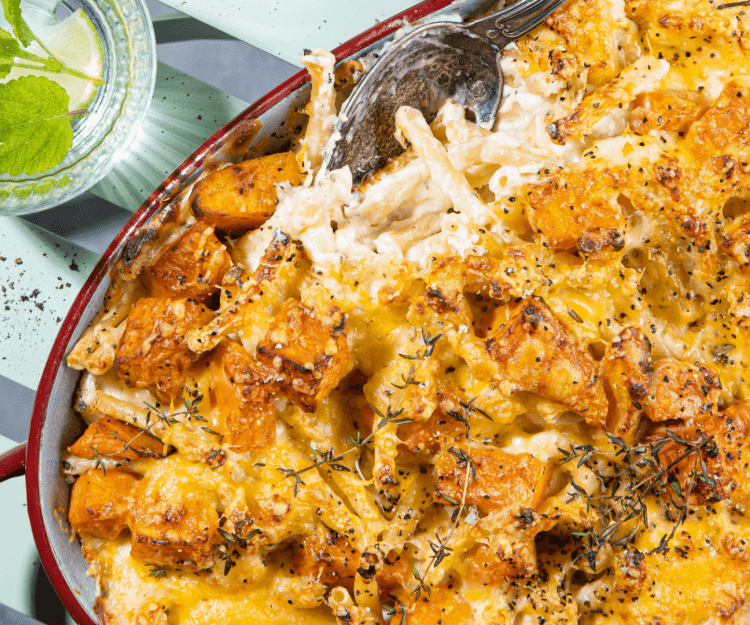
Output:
[
  {"xmin": 0, "ymin": 0, "xmax": 104, "ymax": 85},
  {"xmin": 0, "ymin": 28, "xmax": 19, "ymax": 78},
  {"xmin": 1, "ymin": 0, "xmax": 34, "ymax": 47},
  {"xmin": 0, "ymin": 75, "xmax": 79, "ymax": 176},
  {"xmin": 0, "ymin": 0, "xmax": 106, "ymax": 176}
]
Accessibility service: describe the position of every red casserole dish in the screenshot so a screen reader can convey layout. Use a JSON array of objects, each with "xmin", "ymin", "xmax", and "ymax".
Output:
[{"xmin": 0, "ymin": 1, "xmax": 495, "ymax": 623}]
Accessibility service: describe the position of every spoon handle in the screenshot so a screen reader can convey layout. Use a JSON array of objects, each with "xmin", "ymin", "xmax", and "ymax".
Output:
[{"xmin": 468, "ymin": 0, "xmax": 564, "ymax": 45}]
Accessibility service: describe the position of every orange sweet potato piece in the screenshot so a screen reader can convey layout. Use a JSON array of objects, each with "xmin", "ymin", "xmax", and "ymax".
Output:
[
  {"xmin": 646, "ymin": 416, "xmax": 729, "ymax": 506},
  {"xmin": 643, "ymin": 360, "xmax": 721, "ymax": 423},
  {"xmin": 643, "ymin": 399, "xmax": 750, "ymax": 507},
  {"xmin": 684, "ymin": 80, "xmax": 750, "ymax": 157},
  {"xmin": 397, "ymin": 408, "xmax": 464, "ymax": 456},
  {"xmin": 207, "ymin": 340, "xmax": 277, "ymax": 452},
  {"xmin": 629, "ymin": 91, "xmax": 704, "ymax": 136},
  {"xmin": 68, "ymin": 416, "xmax": 168, "ymax": 460},
  {"xmin": 601, "ymin": 327, "xmax": 653, "ymax": 444},
  {"xmin": 721, "ymin": 401, "xmax": 750, "ymax": 502},
  {"xmin": 526, "ymin": 167, "xmax": 628, "ymax": 255},
  {"xmin": 294, "ymin": 528, "xmax": 408, "ymax": 590},
  {"xmin": 483, "ymin": 298, "xmax": 609, "ymax": 427},
  {"xmin": 722, "ymin": 215, "xmax": 750, "ymax": 272},
  {"xmin": 129, "ymin": 467, "xmax": 219, "ymax": 570},
  {"xmin": 403, "ymin": 582, "xmax": 472, "ymax": 625},
  {"xmin": 141, "ymin": 223, "xmax": 232, "ymax": 303},
  {"xmin": 625, "ymin": 0, "xmax": 750, "ymax": 50},
  {"xmin": 294, "ymin": 529, "xmax": 359, "ymax": 587},
  {"xmin": 114, "ymin": 298, "xmax": 214, "ymax": 401},
  {"xmin": 465, "ymin": 543, "xmax": 527, "ymax": 584},
  {"xmin": 68, "ymin": 469, "xmax": 139, "ymax": 539},
  {"xmin": 256, "ymin": 298, "xmax": 349, "ymax": 412},
  {"xmin": 545, "ymin": 0, "xmax": 622, "ymax": 87},
  {"xmin": 434, "ymin": 444, "xmax": 551, "ymax": 513},
  {"xmin": 190, "ymin": 152, "xmax": 303, "ymax": 233}
]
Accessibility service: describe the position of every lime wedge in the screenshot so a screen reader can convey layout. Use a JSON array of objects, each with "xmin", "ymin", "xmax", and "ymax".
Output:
[{"xmin": 2, "ymin": 9, "xmax": 103, "ymax": 111}]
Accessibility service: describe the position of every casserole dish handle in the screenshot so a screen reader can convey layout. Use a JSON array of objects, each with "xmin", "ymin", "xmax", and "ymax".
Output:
[{"xmin": 0, "ymin": 442, "xmax": 26, "ymax": 482}]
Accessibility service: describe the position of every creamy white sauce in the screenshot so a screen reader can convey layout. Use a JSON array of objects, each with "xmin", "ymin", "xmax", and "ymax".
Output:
[{"xmin": 236, "ymin": 47, "xmax": 591, "ymax": 275}]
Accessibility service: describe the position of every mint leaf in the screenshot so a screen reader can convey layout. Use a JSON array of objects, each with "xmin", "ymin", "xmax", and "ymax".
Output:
[
  {"xmin": 0, "ymin": 75, "xmax": 73, "ymax": 176},
  {"xmin": 0, "ymin": 28, "xmax": 20, "ymax": 79},
  {"xmin": 2, "ymin": 0, "xmax": 35, "ymax": 48},
  {"xmin": 0, "ymin": 27, "xmax": 20, "ymax": 59}
]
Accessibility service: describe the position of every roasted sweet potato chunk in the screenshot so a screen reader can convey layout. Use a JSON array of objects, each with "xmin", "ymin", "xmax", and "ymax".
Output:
[
  {"xmin": 68, "ymin": 469, "xmax": 139, "ymax": 539},
  {"xmin": 190, "ymin": 152, "xmax": 302, "ymax": 233},
  {"xmin": 626, "ymin": 0, "xmax": 750, "ymax": 51},
  {"xmin": 129, "ymin": 466, "xmax": 219, "ymax": 570},
  {"xmin": 721, "ymin": 401, "xmax": 750, "ymax": 502},
  {"xmin": 403, "ymin": 582, "xmax": 472, "ymax": 625},
  {"xmin": 257, "ymin": 298, "xmax": 349, "ymax": 412},
  {"xmin": 684, "ymin": 80, "xmax": 750, "ymax": 157},
  {"xmin": 465, "ymin": 543, "xmax": 530, "ymax": 584},
  {"xmin": 722, "ymin": 215, "xmax": 750, "ymax": 272},
  {"xmin": 643, "ymin": 396, "xmax": 750, "ymax": 507},
  {"xmin": 548, "ymin": 56, "xmax": 667, "ymax": 145},
  {"xmin": 114, "ymin": 298, "xmax": 213, "ymax": 401},
  {"xmin": 187, "ymin": 230, "xmax": 299, "ymax": 354},
  {"xmin": 397, "ymin": 408, "xmax": 464, "ymax": 456},
  {"xmin": 601, "ymin": 327, "xmax": 653, "ymax": 443},
  {"xmin": 630, "ymin": 91, "xmax": 704, "ymax": 136},
  {"xmin": 68, "ymin": 416, "xmax": 168, "ymax": 460},
  {"xmin": 483, "ymin": 298, "xmax": 609, "ymax": 427},
  {"xmin": 646, "ymin": 417, "xmax": 729, "ymax": 506},
  {"xmin": 294, "ymin": 528, "xmax": 408, "ymax": 590},
  {"xmin": 141, "ymin": 224, "xmax": 232, "ymax": 303},
  {"xmin": 526, "ymin": 167, "xmax": 627, "ymax": 255},
  {"xmin": 545, "ymin": 0, "xmax": 623, "ymax": 87},
  {"xmin": 643, "ymin": 359, "xmax": 721, "ymax": 423},
  {"xmin": 434, "ymin": 444, "xmax": 551, "ymax": 513},
  {"xmin": 426, "ymin": 248, "xmax": 548, "ymax": 303},
  {"xmin": 207, "ymin": 340, "xmax": 277, "ymax": 452},
  {"xmin": 613, "ymin": 548, "xmax": 648, "ymax": 596},
  {"xmin": 294, "ymin": 528, "xmax": 359, "ymax": 587}
]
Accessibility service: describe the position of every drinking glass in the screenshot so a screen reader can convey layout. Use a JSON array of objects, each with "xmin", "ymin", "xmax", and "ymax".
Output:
[{"xmin": 0, "ymin": 0, "xmax": 156, "ymax": 215}]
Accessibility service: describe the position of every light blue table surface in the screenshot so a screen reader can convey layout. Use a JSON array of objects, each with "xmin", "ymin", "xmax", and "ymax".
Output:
[{"xmin": 0, "ymin": 0, "xmax": 418, "ymax": 621}]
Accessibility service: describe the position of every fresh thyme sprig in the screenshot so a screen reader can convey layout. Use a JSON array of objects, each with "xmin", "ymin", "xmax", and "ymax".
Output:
[
  {"xmin": 141, "ymin": 394, "xmax": 225, "ymax": 444},
  {"xmin": 411, "ymin": 453, "xmax": 474, "ymax": 602},
  {"xmin": 214, "ymin": 519, "xmax": 262, "ymax": 576},
  {"xmin": 447, "ymin": 446, "xmax": 477, "ymax": 481},
  {"xmin": 716, "ymin": 1, "xmax": 750, "ymax": 8},
  {"xmin": 83, "ymin": 396, "xmax": 207, "ymax": 466},
  {"xmin": 277, "ymin": 331, "xmax": 442, "ymax": 495},
  {"xmin": 560, "ymin": 430, "xmax": 717, "ymax": 567},
  {"xmin": 85, "ymin": 395, "xmax": 205, "ymax": 464},
  {"xmin": 143, "ymin": 394, "xmax": 204, "ymax": 431},
  {"xmin": 90, "ymin": 445, "xmax": 107, "ymax": 475},
  {"xmin": 409, "ymin": 425, "xmax": 478, "ymax": 602},
  {"xmin": 213, "ymin": 542, "xmax": 241, "ymax": 576},
  {"xmin": 458, "ymin": 398, "xmax": 493, "ymax": 421},
  {"xmin": 277, "ymin": 448, "xmax": 353, "ymax": 495},
  {"xmin": 217, "ymin": 525, "xmax": 262, "ymax": 550},
  {"xmin": 383, "ymin": 595, "xmax": 408, "ymax": 625},
  {"xmin": 107, "ymin": 428, "xmax": 147, "ymax": 458},
  {"xmin": 398, "ymin": 330, "xmax": 442, "ymax": 360},
  {"xmin": 277, "ymin": 401, "xmax": 417, "ymax": 495}
]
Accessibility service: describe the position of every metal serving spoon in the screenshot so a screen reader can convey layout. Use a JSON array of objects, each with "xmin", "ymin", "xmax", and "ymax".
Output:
[{"xmin": 324, "ymin": 0, "xmax": 563, "ymax": 183}]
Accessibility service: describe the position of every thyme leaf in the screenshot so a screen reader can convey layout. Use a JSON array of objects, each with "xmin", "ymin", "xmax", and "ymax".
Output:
[{"xmin": 561, "ymin": 431, "xmax": 716, "ymax": 566}]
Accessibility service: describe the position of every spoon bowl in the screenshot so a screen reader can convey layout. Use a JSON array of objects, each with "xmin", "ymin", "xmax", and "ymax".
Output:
[{"xmin": 325, "ymin": 0, "xmax": 563, "ymax": 183}]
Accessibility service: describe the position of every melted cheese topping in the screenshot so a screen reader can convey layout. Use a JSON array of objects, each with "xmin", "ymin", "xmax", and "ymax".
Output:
[{"xmin": 66, "ymin": 1, "xmax": 750, "ymax": 624}]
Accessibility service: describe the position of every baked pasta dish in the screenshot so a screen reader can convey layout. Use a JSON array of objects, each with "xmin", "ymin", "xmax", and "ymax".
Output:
[{"xmin": 63, "ymin": 0, "xmax": 750, "ymax": 623}]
